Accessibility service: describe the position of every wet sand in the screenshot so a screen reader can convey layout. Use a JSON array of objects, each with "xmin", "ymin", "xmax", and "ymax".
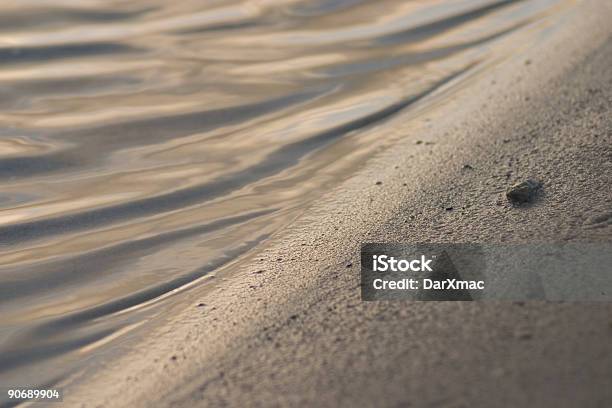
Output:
[{"xmin": 62, "ymin": 1, "xmax": 612, "ymax": 407}]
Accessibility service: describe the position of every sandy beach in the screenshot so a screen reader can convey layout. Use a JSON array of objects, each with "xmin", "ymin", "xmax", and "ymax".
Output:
[{"xmin": 50, "ymin": 1, "xmax": 612, "ymax": 407}]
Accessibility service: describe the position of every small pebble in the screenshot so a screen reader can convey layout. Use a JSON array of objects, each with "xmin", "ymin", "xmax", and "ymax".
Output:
[{"xmin": 506, "ymin": 179, "xmax": 541, "ymax": 203}]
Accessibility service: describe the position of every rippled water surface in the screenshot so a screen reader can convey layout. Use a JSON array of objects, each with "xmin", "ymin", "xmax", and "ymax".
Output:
[{"xmin": 1, "ymin": 0, "xmax": 569, "ymax": 392}]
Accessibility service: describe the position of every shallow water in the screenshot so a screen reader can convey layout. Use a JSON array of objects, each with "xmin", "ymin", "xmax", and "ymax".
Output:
[{"xmin": 0, "ymin": 0, "xmax": 568, "ymax": 393}]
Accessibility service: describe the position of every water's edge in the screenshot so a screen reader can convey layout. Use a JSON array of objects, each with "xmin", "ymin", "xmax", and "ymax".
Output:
[{"xmin": 0, "ymin": 0, "xmax": 569, "ymax": 393}]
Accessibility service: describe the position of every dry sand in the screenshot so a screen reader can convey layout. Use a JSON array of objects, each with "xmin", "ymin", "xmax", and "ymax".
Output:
[{"xmin": 66, "ymin": 1, "xmax": 612, "ymax": 407}]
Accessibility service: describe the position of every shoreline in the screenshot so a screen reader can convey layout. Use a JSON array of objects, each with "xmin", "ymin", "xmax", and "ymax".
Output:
[{"xmin": 65, "ymin": 1, "xmax": 612, "ymax": 406}]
